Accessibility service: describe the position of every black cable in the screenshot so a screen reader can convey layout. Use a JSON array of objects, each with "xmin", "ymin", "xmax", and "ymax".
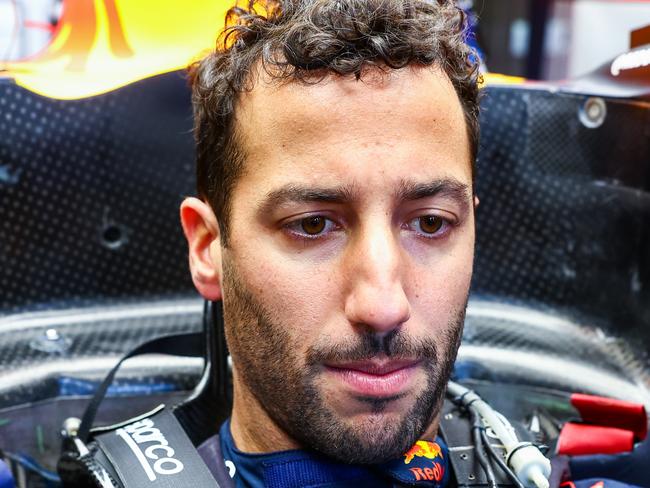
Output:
[
  {"xmin": 449, "ymin": 389, "xmax": 499, "ymax": 488},
  {"xmin": 480, "ymin": 428, "xmax": 526, "ymax": 488},
  {"xmin": 469, "ymin": 408, "xmax": 498, "ymax": 488}
]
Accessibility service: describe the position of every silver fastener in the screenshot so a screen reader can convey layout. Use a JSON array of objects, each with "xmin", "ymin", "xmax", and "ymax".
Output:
[{"xmin": 579, "ymin": 97, "xmax": 607, "ymax": 128}]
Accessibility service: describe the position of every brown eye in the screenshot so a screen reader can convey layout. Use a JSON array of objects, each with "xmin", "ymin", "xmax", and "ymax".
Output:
[
  {"xmin": 419, "ymin": 215, "xmax": 443, "ymax": 234},
  {"xmin": 301, "ymin": 216, "xmax": 326, "ymax": 235}
]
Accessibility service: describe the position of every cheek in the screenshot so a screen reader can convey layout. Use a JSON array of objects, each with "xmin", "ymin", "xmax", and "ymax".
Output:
[
  {"xmin": 232, "ymin": 245, "xmax": 342, "ymax": 341},
  {"xmin": 443, "ymin": 225, "xmax": 476, "ymax": 287},
  {"xmin": 409, "ymin": 239, "xmax": 474, "ymax": 319}
]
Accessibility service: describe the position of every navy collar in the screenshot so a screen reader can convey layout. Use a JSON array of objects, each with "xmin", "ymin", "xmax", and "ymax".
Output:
[{"xmin": 218, "ymin": 419, "xmax": 450, "ymax": 488}]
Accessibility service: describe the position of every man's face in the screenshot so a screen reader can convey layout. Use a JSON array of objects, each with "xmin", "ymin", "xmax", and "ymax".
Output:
[{"xmin": 200, "ymin": 66, "xmax": 475, "ymax": 463}]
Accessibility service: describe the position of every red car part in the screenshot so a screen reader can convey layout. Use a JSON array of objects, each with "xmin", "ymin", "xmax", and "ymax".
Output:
[{"xmin": 570, "ymin": 393, "xmax": 647, "ymax": 441}]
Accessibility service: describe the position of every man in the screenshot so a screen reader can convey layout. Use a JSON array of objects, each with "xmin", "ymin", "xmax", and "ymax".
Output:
[{"xmin": 180, "ymin": 0, "xmax": 480, "ymax": 485}]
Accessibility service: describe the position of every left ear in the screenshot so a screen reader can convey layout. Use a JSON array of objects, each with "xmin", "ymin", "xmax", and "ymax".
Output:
[
  {"xmin": 474, "ymin": 195, "xmax": 480, "ymax": 209},
  {"xmin": 179, "ymin": 197, "xmax": 223, "ymax": 301}
]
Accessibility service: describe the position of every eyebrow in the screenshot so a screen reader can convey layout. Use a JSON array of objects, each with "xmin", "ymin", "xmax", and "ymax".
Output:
[
  {"xmin": 258, "ymin": 178, "xmax": 471, "ymax": 214},
  {"xmin": 258, "ymin": 184, "xmax": 358, "ymax": 214},
  {"xmin": 395, "ymin": 178, "xmax": 472, "ymax": 214}
]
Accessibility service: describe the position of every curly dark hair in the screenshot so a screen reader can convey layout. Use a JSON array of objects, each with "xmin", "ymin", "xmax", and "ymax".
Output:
[{"xmin": 189, "ymin": 0, "xmax": 480, "ymax": 244}]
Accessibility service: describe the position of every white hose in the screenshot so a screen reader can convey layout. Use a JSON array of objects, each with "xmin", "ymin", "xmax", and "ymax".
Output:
[{"xmin": 447, "ymin": 381, "xmax": 551, "ymax": 488}]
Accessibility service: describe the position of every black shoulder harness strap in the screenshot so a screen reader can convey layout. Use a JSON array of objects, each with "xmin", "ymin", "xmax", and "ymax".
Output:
[
  {"xmin": 58, "ymin": 301, "xmax": 235, "ymax": 487},
  {"xmin": 93, "ymin": 407, "xmax": 222, "ymax": 488},
  {"xmin": 57, "ymin": 328, "xmax": 227, "ymax": 487}
]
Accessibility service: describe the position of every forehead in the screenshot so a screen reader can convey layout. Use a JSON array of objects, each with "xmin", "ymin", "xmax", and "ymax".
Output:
[{"xmin": 232, "ymin": 65, "xmax": 471, "ymax": 195}]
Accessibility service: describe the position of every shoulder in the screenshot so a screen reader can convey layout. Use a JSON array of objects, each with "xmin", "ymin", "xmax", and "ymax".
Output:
[{"xmin": 198, "ymin": 434, "xmax": 237, "ymax": 486}]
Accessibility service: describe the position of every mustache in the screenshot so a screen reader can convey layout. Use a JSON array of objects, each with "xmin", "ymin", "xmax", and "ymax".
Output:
[{"xmin": 306, "ymin": 328, "xmax": 439, "ymax": 365}]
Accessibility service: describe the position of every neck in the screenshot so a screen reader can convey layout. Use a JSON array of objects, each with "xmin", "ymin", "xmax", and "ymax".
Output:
[{"xmin": 229, "ymin": 368, "xmax": 301, "ymax": 453}]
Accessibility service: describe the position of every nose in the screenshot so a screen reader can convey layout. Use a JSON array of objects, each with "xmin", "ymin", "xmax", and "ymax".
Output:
[{"xmin": 343, "ymin": 223, "xmax": 411, "ymax": 335}]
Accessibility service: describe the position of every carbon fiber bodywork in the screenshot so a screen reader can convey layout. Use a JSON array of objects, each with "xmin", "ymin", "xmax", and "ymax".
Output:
[
  {"xmin": 0, "ymin": 72, "xmax": 649, "ymax": 473},
  {"xmin": 0, "ymin": 72, "xmax": 195, "ymax": 314}
]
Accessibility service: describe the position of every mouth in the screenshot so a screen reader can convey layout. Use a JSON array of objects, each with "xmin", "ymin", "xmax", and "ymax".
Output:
[{"xmin": 324, "ymin": 359, "xmax": 422, "ymax": 398}]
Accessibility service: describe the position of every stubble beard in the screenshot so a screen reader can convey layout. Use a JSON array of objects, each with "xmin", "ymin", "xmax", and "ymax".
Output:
[{"xmin": 222, "ymin": 258, "xmax": 466, "ymax": 464}]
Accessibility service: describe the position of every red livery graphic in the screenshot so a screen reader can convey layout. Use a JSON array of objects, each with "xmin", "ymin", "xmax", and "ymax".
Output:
[
  {"xmin": 410, "ymin": 462, "xmax": 445, "ymax": 482},
  {"xmin": 403, "ymin": 441, "xmax": 443, "ymax": 465}
]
